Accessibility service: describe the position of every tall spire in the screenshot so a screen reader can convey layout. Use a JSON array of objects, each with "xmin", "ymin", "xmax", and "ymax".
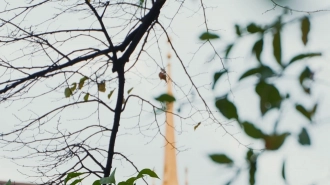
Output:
[{"xmin": 162, "ymin": 38, "xmax": 179, "ymax": 185}]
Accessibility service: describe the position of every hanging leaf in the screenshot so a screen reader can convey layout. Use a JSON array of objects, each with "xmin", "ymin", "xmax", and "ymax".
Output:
[
  {"xmin": 108, "ymin": 89, "xmax": 115, "ymax": 99},
  {"xmin": 246, "ymin": 23, "xmax": 263, "ymax": 33},
  {"xmin": 215, "ymin": 97, "xmax": 238, "ymax": 120},
  {"xmin": 100, "ymin": 168, "xmax": 116, "ymax": 184},
  {"xmin": 299, "ymin": 66, "xmax": 313, "ymax": 94},
  {"xmin": 298, "ymin": 127, "xmax": 311, "ymax": 146},
  {"xmin": 64, "ymin": 87, "xmax": 72, "ymax": 98},
  {"xmin": 155, "ymin": 93, "xmax": 175, "ymax": 103},
  {"xmin": 125, "ymin": 177, "xmax": 137, "ymax": 185},
  {"xmin": 235, "ymin": 24, "xmax": 241, "ymax": 36},
  {"xmin": 239, "ymin": 65, "xmax": 275, "ymax": 81},
  {"xmin": 97, "ymin": 81, "xmax": 106, "ymax": 92},
  {"xmin": 282, "ymin": 160, "xmax": 286, "ymax": 181},
  {"xmin": 92, "ymin": 180, "xmax": 101, "ymax": 185},
  {"xmin": 83, "ymin": 93, "xmax": 89, "ymax": 102},
  {"xmin": 64, "ymin": 172, "xmax": 84, "ymax": 185},
  {"xmin": 242, "ymin": 121, "xmax": 264, "ymax": 139},
  {"xmin": 301, "ymin": 17, "xmax": 310, "ymax": 45},
  {"xmin": 212, "ymin": 69, "xmax": 227, "ymax": 89},
  {"xmin": 209, "ymin": 154, "xmax": 233, "ymax": 164},
  {"xmin": 194, "ymin": 122, "xmax": 201, "ymax": 131},
  {"xmin": 264, "ymin": 132, "xmax": 290, "ymax": 150},
  {"xmin": 255, "ymin": 81, "xmax": 282, "ymax": 115},
  {"xmin": 199, "ymin": 31, "xmax": 220, "ymax": 40},
  {"xmin": 288, "ymin": 53, "xmax": 321, "ymax": 66},
  {"xmin": 252, "ymin": 38, "xmax": 263, "ymax": 62},
  {"xmin": 225, "ymin": 44, "xmax": 234, "ymax": 58},
  {"xmin": 70, "ymin": 83, "xmax": 77, "ymax": 92},
  {"xmin": 295, "ymin": 104, "xmax": 312, "ymax": 121},
  {"xmin": 127, "ymin": 87, "xmax": 134, "ymax": 94},
  {"xmin": 272, "ymin": 30, "xmax": 281, "ymax": 65},
  {"xmin": 137, "ymin": 168, "xmax": 160, "ymax": 179},
  {"xmin": 79, "ymin": 76, "xmax": 88, "ymax": 89}
]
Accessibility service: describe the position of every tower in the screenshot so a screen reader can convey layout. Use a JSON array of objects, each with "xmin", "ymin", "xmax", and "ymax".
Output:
[{"xmin": 162, "ymin": 39, "xmax": 179, "ymax": 185}]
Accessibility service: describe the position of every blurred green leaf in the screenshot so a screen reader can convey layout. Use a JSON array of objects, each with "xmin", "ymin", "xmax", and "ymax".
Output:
[
  {"xmin": 194, "ymin": 122, "xmax": 201, "ymax": 131},
  {"xmin": 92, "ymin": 180, "xmax": 101, "ymax": 185},
  {"xmin": 301, "ymin": 17, "xmax": 310, "ymax": 45},
  {"xmin": 273, "ymin": 30, "xmax": 281, "ymax": 65},
  {"xmin": 137, "ymin": 168, "xmax": 159, "ymax": 179},
  {"xmin": 298, "ymin": 127, "xmax": 311, "ymax": 146},
  {"xmin": 296, "ymin": 104, "xmax": 313, "ymax": 121},
  {"xmin": 78, "ymin": 76, "xmax": 88, "ymax": 89},
  {"xmin": 252, "ymin": 38, "xmax": 263, "ymax": 62},
  {"xmin": 239, "ymin": 65, "xmax": 275, "ymax": 81},
  {"xmin": 288, "ymin": 53, "xmax": 321, "ymax": 65},
  {"xmin": 98, "ymin": 82, "xmax": 106, "ymax": 92},
  {"xmin": 64, "ymin": 87, "xmax": 72, "ymax": 98},
  {"xmin": 199, "ymin": 31, "xmax": 220, "ymax": 40},
  {"xmin": 282, "ymin": 160, "xmax": 286, "ymax": 181},
  {"xmin": 225, "ymin": 44, "xmax": 234, "ymax": 58},
  {"xmin": 242, "ymin": 121, "xmax": 264, "ymax": 139},
  {"xmin": 100, "ymin": 168, "xmax": 116, "ymax": 184},
  {"xmin": 83, "ymin": 93, "xmax": 89, "ymax": 102},
  {"xmin": 118, "ymin": 182, "xmax": 129, "ymax": 185},
  {"xmin": 299, "ymin": 66, "xmax": 313, "ymax": 94},
  {"xmin": 127, "ymin": 87, "xmax": 134, "ymax": 94},
  {"xmin": 70, "ymin": 82, "xmax": 77, "ymax": 92},
  {"xmin": 155, "ymin": 93, "xmax": 175, "ymax": 103},
  {"xmin": 235, "ymin": 24, "xmax": 241, "ymax": 36},
  {"xmin": 139, "ymin": 0, "xmax": 144, "ymax": 6},
  {"xmin": 64, "ymin": 172, "xmax": 84, "ymax": 185},
  {"xmin": 264, "ymin": 133, "xmax": 290, "ymax": 150},
  {"xmin": 247, "ymin": 23, "xmax": 263, "ymax": 33},
  {"xmin": 213, "ymin": 70, "xmax": 227, "ymax": 89},
  {"xmin": 215, "ymin": 97, "xmax": 238, "ymax": 120},
  {"xmin": 255, "ymin": 81, "xmax": 282, "ymax": 115},
  {"xmin": 209, "ymin": 154, "xmax": 233, "ymax": 164},
  {"xmin": 5, "ymin": 180, "xmax": 11, "ymax": 185},
  {"xmin": 108, "ymin": 89, "xmax": 115, "ymax": 99},
  {"xmin": 70, "ymin": 179, "xmax": 83, "ymax": 185},
  {"xmin": 125, "ymin": 177, "xmax": 137, "ymax": 185}
]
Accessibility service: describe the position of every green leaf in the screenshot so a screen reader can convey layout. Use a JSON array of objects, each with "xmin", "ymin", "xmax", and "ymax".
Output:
[
  {"xmin": 83, "ymin": 93, "xmax": 89, "ymax": 102},
  {"xmin": 97, "ymin": 82, "xmax": 106, "ymax": 92},
  {"xmin": 252, "ymin": 38, "xmax": 263, "ymax": 62},
  {"xmin": 127, "ymin": 87, "xmax": 133, "ymax": 94},
  {"xmin": 288, "ymin": 53, "xmax": 321, "ymax": 65},
  {"xmin": 70, "ymin": 179, "xmax": 83, "ymax": 185},
  {"xmin": 79, "ymin": 76, "xmax": 88, "ymax": 89},
  {"xmin": 282, "ymin": 160, "xmax": 286, "ymax": 181},
  {"xmin": 108, "ymin": 89, "xmax": 115, "ymax": 99},
  {"xmin": 209, "ymin": 154, "xmax": 233, "ymax": 164},
  {"xmin": 247, "ymin": 23, "xmax": 263, "ymax": 33},
  {"xmin": 215, "ymin": 97, "xmax": 238, "ymax": 120},
  {"xmin": 242, "ymin": 121, "xmax": 264, "ymax": 139},
  {"xmin": 295, "ymin": 104, "xmax": 311, "ymax": 121},
  {"xmin": 235, "ymin": 24, "xmax": 241, "ymax": 36},
  {"xmin": 118, "ymin": 182, "xmax": 129, "ymax": 185},
  {"xmin": 264, "ymin": 133, "xmax": 290, "ymax": 150},
  {"xmin": 155, "ymin": 93, "xmax": 176, "ymax": 103},
  {"xmin": 298, "ymin": 127, "xmax": 311, "ymax": 146},
  {"xmin": 100, "ymin": 168, "xmax": 116, "ymax": 184},
  {"xmin": 92, "ymin": 180, "xmax": 101, "ymax": 185},
  {"xmin": 137, "ymin": 168, "xmax": 160, "ymax": 179},
  {"xmin": 299, "ymin": 66, "xmax": 312, "ymax": 94},
  {"xmin": 199, "ymin": 31, "xmax": 220, "ymax": 40},
  {"xmin": 239, "ymin": 65, "xmax": 274, "ymax": 81},
  {"xmin": 255, "ymin": 81, "xmax": 282, "ymax": 115},
  {"xmin": 70, "ymin": 82, "xmax": 77, "ymax": 92},
  {"xmin": 5, "ymin": 180, "xmax": 11, "ymax": 185},
  {"xmin": 213, "ymin": 69, "xmax": 227, "ymax": 89},
  {"xmin": 301, "ymin": 17, "xmax": 310, "ymax": 45},
  {"xmin": 225, "ymin": 44, "xmax": 234, "ymax": 58},
  {"xmin": 125, "ymin": 177, "xmax": 137, "ymax": 185},
  {"xmin": 64, "ymin": 172, "xmax": 84, "ymax": 185},
  {"xmin": 249, "ymin": 156, "xmax": 257, "ymax": 185},
  {"xmin": 64, "ymin": 87, "xmax": 72, "ymax": 98},
  {"xmin": 272, "ymin": 30, "xmax": 281, "ymax": 65},
  {"xmin": 139, "ymin": 0, "xmax": 144, "ymax": 6}
]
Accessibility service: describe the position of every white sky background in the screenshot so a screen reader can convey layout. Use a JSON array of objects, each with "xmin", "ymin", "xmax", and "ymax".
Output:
[{"xmin": 1, "ymin": 0, "xmax": 330, "ymax": 185}]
